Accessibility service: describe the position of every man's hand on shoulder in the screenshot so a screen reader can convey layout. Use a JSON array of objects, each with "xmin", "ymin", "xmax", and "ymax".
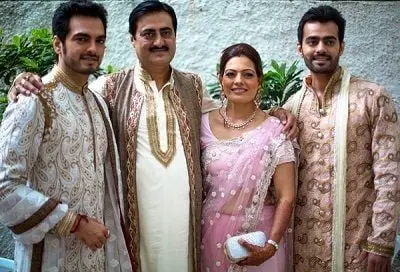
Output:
[
  {"xmin": 270, "ymin": 107, "xmax": 299, "ymax": 140},
  {"xmin": 10, "ymin": 72, "xmax": 44, "ymax": 101}
]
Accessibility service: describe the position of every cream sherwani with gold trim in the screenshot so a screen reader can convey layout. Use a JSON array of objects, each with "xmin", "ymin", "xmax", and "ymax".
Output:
[
  {"xmin": 134, "ymin": 65, "xmax": 192, "ymax": 272},
  {"xmin": 0, "ymin": 67, "xmax": 132, "ymax": 272}
]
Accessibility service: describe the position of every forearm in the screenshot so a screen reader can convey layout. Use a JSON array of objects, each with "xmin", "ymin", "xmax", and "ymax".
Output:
[{"xmin": 268, "ymin": 197, "xmax": 294, "ymax": 243}]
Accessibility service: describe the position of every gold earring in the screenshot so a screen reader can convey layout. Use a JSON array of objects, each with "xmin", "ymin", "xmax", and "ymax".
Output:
[
  {"xmin": 254, "ymin": 87, "xmax": 262, "ymax": 108},
  {"xmin": 220, "ymin": 92, "xmax": 227, "ymax": 104}
]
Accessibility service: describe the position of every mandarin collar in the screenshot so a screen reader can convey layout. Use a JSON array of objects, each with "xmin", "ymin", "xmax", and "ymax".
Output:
[
  {"xmin": 304, "ymin": 66, "xmax": 343, "ymax": 94},
  {"xmin": 52, "ymin": 66, "xmax": 88, "ymax": 95},
  {"xmin": 136, "ymin": 61, "xmax": 175, "ymax": 90}
]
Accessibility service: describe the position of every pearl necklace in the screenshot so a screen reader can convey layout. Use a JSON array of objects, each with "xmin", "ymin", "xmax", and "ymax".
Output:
[{"xmin": 220, "ymin": 105, "xmax": 257, "ymax": 130}]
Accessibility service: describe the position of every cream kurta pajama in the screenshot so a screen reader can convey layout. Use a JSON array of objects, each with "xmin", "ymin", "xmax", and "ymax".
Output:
[
  {"xmin": 0, "ymin": 67, "xmax": 132, "ymax": 272},
  {"xmin": 284, "ymin": 67, "xmax": 400, "ymax": 271},
  {"xmin": 91, "ymin": 63, "xmax": 218, "ymax": 272}
]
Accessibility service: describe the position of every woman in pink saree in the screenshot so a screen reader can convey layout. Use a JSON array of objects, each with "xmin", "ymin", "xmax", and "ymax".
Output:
[{"xmin": 200, "ymin": 43, "xmax": 297, "ymax": 272}]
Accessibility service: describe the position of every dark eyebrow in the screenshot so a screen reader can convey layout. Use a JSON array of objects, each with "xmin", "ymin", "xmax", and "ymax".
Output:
[
  {"xmin": 72, "ymin": 32, "xmax": 90, "ymax": 38},
  {"xmin": 142, "ymin": 28, "xmax": 156, "ymax": 33},
  {"xmin": 225, "ymin": 69, "xmax": 256, "ymax": 73},
  {"xmin": 96, "ymin": 35, "xmax": 107, "ymax": 40},
  {"xmin": 72, "ymin": 32, "xmax": 106, "ymax": 40},
  {"xmin": 305, "ymin": 35, "xmax": 337, "ymax": 41},
  {"xmin": 160, "ymin": 27, "xmax": 173, "ymax": 31},
  {"xmin": 323, "ymin": 36, "xmax": 338, "ymax": 40}
]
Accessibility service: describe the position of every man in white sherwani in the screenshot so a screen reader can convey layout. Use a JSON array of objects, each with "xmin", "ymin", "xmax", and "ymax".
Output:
[{"xmin": 0, "ymin": 1, "xmax": 131, "ymax": 271}]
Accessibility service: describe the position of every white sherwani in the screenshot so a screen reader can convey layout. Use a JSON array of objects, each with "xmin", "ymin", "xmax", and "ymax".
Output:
[
  {"xmin": 0, "ymin": 68, "xmax": 131, "ymax": 272},
  {"xmin": 133, "ymin": 66, "xmax": 191, "ymax": 272},
  {"xmin": 90, "ymin": 63, "xmax": 219, "ymax": 272}
]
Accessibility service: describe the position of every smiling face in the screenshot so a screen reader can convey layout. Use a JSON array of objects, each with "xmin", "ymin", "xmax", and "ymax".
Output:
[
  {"xmin": 298, "ymin": 21, "xmax": 344, "ymax": 75},
  {"xmin": 132, "ymin": 11, "xmax": 176, "ymax": 72},
  {"xmin": 54, "ymin": 15, "xmax": 106, "ymax": 77},
  {"xmin": 220, "ymin": 56, "xmax": 261, "ymax": 105}
]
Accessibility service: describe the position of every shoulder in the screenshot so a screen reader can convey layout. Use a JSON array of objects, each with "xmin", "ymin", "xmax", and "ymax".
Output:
[
  {"xmin": 104, "ymin": 67, "xmax": 134, "ymax": 85},
  {"xmin": 2, "ymin": 94, "xmax": 44, "ymax": 130},
  {"xmin": 265, "ymin": 115, "xmax": 284, "ymax": 132},
  {"xmin": 350, "ymin": 76, "xmax": 388, "ymax": 97},
  {"xmin": 349, "ymin": 76, "xmax": 394, "ymax": 110},
  {"xmin": 173, "ymin": 68, "xmax": 202, "ymax": 84},
  {"xmin": 207, "ymin": 109, "xmax": 222, "ymax": 124}
]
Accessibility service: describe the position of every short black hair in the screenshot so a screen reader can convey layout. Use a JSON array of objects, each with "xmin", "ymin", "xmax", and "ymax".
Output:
[
  {"xmin": 52, "ymin": 0, "xmax": 108, "ymax": 43},
  {"xmin": 129, "ymin": 0, "xmax": 177, "ymax": 37},
  {"xmin": 298, "ymin": 5, "xmax": 346, "ymax": 44}
]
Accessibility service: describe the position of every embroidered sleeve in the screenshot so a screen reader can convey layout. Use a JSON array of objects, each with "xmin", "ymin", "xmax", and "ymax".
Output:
[
  {"xmin": 275, "ymin": 135, "xmax": 297, "ymax": 165},
  {"xmin": 0, "ymin": 96, "xmax": 68, "ymax": 245},
  {"xmin": 365, "ymin": 85, "xmax": 400, "ymax": 257}
]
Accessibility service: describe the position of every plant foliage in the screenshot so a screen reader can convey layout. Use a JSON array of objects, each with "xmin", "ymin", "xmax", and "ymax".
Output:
[
  {"xmin": 0, "ymin": 28, "xmax": 55, "ymax": 94},
  {"xmin": 0, "ymin": 28, "xmax": 55, "ymax": 120},
  {"xmin": 0, "ymin": 28, "xmax": 118, "ymax": 121},
  {"xmin": 207, "ymin": 59, "xmax": 303, "ymax": 110}
]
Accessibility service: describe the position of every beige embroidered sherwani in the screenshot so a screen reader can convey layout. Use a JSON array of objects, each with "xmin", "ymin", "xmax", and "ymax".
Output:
[
  {"xmin": 284, "ymin": 69, "xmax": 400, "ymax": 272},
  {"xmin": 0, "ymin": 68, "xmax": 131, "ymax": 272},
  {"xmin": 91, "ymin": 65, "xmax": 217, "ymax": 272}
]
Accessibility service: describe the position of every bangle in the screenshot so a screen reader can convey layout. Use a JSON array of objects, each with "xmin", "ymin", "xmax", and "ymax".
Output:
[
  {"xmin": 70, "ymin": 214, "xmax": 81, "ymax": 233},
  {"xmin": 267, "ymin": 239, "xmax": 279, "ymax": 250},
  {"xmin": 70, "ymin": 214, "xmax": 88, "ymax": 233}
]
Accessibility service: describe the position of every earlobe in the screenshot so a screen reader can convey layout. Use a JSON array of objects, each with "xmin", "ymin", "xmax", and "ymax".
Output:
[
  {"xmin": 296, "ymin": 44, "xmax": 303, "ymax": 57},
  {"xmin": 130, "ymin": 35, "xmax": 136, "ymax": 47},
  {"xmin": 339, "ymin": 42, "xmax": 345, "ymax": 56},
  {"xmin": 53, "ymin": 36, "xmax": 61, "ymax": 55}
]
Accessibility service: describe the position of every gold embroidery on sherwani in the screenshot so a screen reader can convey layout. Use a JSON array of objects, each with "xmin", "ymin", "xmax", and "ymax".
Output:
[
  {"xmin": 53, "ymin": 66, "xmax": 88, "ymax": 95},
  {"xmin": 140, "ymin": 70, "xmax": 176, "ymax": 166},
  {"xmin": 124, "ymin": 90, "xmax": 144, "ymax": 270},
  {"xmin": 38, "ymin": 82, "xmax": 57, "ymax": 133},
  {"xmin": 290, "ymin": 72, "xmax": 400, "ymax": 271},
  {"xmin": 104, "ymin": 68, "xmax": 204, "ymax": 271}
]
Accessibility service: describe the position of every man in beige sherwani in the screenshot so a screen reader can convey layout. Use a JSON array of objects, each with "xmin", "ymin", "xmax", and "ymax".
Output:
[
  {"xmin": 0, "ymin": 1, "xmax": 131, "ymax": 271},
  {"xmin": 283, "ymin": 5, "xmax": 400, "ymax": 272}
]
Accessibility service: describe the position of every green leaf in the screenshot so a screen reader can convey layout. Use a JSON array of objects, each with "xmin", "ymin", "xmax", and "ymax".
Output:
[
  {"xmin": 12, "ymin": 36, "xmax": 21, "ymax": 48},
  {"xmin": 20, "ymin": 57, "xmax": 39, "ymax": 70}
]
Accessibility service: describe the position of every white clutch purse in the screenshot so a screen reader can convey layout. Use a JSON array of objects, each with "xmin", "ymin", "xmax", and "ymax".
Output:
[{"xmin": 224, "ymin": 231, "xmax": 267, "ymax": 263}]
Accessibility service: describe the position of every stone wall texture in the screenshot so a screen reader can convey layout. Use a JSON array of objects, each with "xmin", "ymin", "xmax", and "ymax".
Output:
[{"xmin": 0, "ymin": 0, "xmax": 399, "ymax": 263}]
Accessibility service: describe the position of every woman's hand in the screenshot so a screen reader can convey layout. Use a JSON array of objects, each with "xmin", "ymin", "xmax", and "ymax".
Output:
[{"xmin": 236, "ymin": 240, "xmax": 276, "ymax": 266}]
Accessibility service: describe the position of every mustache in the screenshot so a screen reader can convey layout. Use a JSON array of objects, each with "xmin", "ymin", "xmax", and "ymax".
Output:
[
  {"xmin": 80, "ymin": 54, "xmax": 100, "ymax": 61},
  {"xmin": 149, "ymin": 46, "xmax": 169, "ymax": 52},
  {"xmin": 313, "ymin": 53, "xmax": 330, "ymax": 59}
]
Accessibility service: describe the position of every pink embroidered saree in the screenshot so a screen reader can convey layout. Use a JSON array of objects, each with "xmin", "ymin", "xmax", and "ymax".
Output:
[{"xmin": 200, "ymin": 114, "xmax": 296, "ymax": 272}]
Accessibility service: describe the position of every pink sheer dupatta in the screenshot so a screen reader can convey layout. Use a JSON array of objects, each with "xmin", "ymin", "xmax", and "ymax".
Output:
[{"xmin": 200, "ymin": 113, "xmax": 298, "ymax": 272}]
